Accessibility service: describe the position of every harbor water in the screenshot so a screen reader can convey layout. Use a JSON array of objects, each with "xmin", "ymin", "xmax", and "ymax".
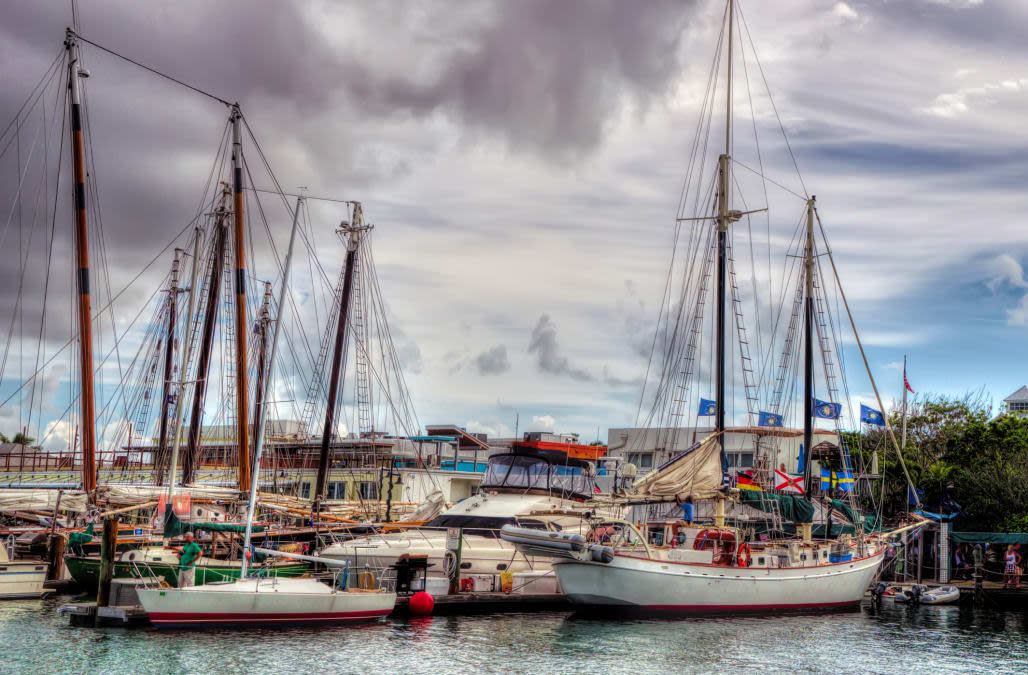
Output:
[{"xmin": 1, "ymin": 596, "xmax": 1026, "ymax": 674}]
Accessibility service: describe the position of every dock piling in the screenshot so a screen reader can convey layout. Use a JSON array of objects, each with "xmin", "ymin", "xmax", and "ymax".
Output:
[{"xmin": 95, "ymin": 518, "xmax": 119, "ymax": 615}]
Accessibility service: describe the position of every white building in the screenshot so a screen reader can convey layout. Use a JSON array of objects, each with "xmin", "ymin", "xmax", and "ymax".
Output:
[{"xmin": 1002, "ymin": 386, "xmax": 1028, "ymax": 416}]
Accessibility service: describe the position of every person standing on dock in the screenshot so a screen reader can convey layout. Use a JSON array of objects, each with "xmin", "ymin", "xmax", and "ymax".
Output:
[
  {"xmin": 1003, "ymin": 545, "xmax": 1022, "ymax": 589},
  {"xmin": 168, "ymin": 532, "xmax": 202, "ymax": 588}
]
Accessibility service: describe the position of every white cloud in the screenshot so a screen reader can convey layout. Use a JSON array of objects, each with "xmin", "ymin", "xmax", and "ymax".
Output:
[
  {"xmin": 986, "ymin": 254, "xmax": 1027, "ymax": 291},
  {"xmin": 1006, "ymin": 295, "xmax": 1028, "ymax": 326},
  {"xmin": 530, "ymin": 415, "xmax": 557, "ymax": 431},
  {"xmin": 917, "ymin": 77, "xmax": 1027, "ymax": 117},
  {"xmin": 832, "ymin": 2, "xmax": 858, "ymax": 21}
]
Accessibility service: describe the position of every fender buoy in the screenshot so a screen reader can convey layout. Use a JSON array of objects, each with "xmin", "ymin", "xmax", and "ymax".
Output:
[
  {"xmin": 737, "ymin": 542, "xmax": 752, "ymax": 567},
  {"xmin": 409, "ymin": 591, "xmax": 434, "ymax": 616}
]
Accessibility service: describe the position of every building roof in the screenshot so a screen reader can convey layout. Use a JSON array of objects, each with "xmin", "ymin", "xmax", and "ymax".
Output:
[{"xmin": 1004, "ymin": 386, "xmax": 1028, "ymax": 403}]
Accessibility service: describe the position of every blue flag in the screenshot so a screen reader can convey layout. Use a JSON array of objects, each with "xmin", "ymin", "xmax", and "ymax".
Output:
[
  {"xmin": 813, "ymin": 398, "xmax": 841, "ymax": 419},
  {"xmin": 860, "ymin": 404, "xmax": 884, "ymax": 426},
  {"xmin": 821, "ymin": 469, "xmax": 854, "ymax": 491},
  {"xmin": 698, "ymin": 398, "xmax": 717, "ymax": 416},
  {"xmin": 907, "ymin": 485, "xmax": 924, "ymax": 506},
  {"xmin": 758, "ymin": 411, "xmax": 783, "ymax": 427}
]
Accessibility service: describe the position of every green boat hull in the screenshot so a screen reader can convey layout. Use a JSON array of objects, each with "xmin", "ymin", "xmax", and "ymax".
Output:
[{"xmin": 64, "ymin": 556, "xmax": 308, "ymax": 589}]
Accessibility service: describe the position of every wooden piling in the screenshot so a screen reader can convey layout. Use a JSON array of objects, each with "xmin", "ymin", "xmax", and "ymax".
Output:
[
  {"xmin": 46, "ymin": 533, "xmax": 66, "ymax": 581},
  {"xmin": 96, "ymin": 518, "xmax": 119, "ymax": 611}
]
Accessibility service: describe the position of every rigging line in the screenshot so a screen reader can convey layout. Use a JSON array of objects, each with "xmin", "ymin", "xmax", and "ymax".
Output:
[
  {"xmin": 0, "ymin": 49, "xmax": 64, "ymax": 159},
  {"xmin": 248, "ymin": 187, "xmax": 357, "ymax": 205},
  {"xmin": 70, "ymin": 31, "xmax": 232, "ymax": 107},
  {"xmin": 730, "ymin": 158, "xmax": 806, "ymax": 201},
  {"xmin": 0, "ymin": 98, "xmax": 48, "ymax": 253},
  {"xmin": 735, "ymin": 3, "xmax": 808, "ymax": 200},
  {"xmin": 0, "ymin": 216, "xmax": 196, "ymax": 409}
]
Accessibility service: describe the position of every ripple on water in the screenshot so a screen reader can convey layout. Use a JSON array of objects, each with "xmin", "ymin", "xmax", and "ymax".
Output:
[{"xmin": 0, "ymin": 596, "xmax": 1026, "ymax": 675}]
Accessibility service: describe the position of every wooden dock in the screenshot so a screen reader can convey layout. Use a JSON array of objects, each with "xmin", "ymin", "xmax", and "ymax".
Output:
[{"xmin": 57, "ymin": 602, "xmax": 150, "ymax": 627}]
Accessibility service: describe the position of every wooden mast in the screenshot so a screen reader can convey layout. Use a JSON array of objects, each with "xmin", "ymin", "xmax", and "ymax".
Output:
[
  {"xmin": 230, "ymin": 106, "xmax": 251, "ymax": 494},
  {"xmin": 314, "ymin": 203, "xmax": 365, "ymax": 505},
  {"xmin": 801, "ymin": 196, "xmax": 816, "ymax": 496},
  {"xmin": 183, "ymin": 186, "xmax": 230, "ymax": 484},
  {"xmin": 65, "ymin": 30, "xmax": 97, "ymax": 497},
  {"xmin": 714, "ymin": 0, "xmax": 734, "ymax": 469},
  {"xmin": 155, "ymin": 250, "xmax": 181, "ymax": 482}
]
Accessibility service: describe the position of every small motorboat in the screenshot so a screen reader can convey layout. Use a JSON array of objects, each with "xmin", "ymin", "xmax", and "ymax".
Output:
[{"xmin": 920, "ymin": 585, "xmax": 960, "ymax": 605}]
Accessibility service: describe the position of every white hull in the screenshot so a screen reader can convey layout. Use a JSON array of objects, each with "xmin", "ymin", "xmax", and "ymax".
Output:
[
  {"xmin": 0, "ymin": 560, "xmax": 48, "ymax": 599},
  {"xmin": 553, "ymin": 550, "xmax": 886, "ymax": 614},
  {"xmin": 137, "ymin": 577, "xmax": 396, "ymax": 628}
]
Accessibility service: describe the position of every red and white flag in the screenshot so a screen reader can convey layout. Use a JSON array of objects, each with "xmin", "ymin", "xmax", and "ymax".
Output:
[
  {"xmin": 903, "ymin": 366, "xmax": 914, "ymax": 394},
  {"xmin": 774, "ymin": 469, "xmax": 804, "ymax": 495}
]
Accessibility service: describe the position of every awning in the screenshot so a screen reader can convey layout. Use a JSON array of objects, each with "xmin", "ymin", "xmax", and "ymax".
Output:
[{"xmin": 950, "ymin": 531, "xmax": 1028, "ymax": 545}]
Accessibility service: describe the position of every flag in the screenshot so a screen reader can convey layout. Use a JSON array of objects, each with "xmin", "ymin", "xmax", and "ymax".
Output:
[
  {"xmin": 736, "ymin": 472, "xmax": 762, "ymax": 491},
  {"xmin": 904, "ymin": 365, "xmax": 914, "ymax": 394},
  {"xmin": 907, "ymin": 484, "xmax": 924, "ymax": 506},
  {"xmin": 758, "ymin": 411, "xmax": 783, "ymax": 427},
  {"xmin": 860, "ymin": 404, "xmax": 884, "ymax": 426},
  {"xmin": 774, "ymin": 469, "xmax": 804, "ymax": 494},
  {"xmin": 813, "ymin": 398, "xmax": 841, "ymax": 419},
  {"xmin": 698, "ymin": 398, "xmax": 717, "ymax": 416},
  {"xmin": 820, "ymin": 469, "xmax": 854, "ymax": 491}
]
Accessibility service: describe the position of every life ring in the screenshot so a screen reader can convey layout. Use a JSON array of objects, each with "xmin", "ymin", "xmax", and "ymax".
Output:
[
  {"xmin": 737, "ymin": 542, "xmax": 752, "ymax": 567},
  {"xmin": 358, "ymin": 571, "xmax": 376, "ymax": 590}
]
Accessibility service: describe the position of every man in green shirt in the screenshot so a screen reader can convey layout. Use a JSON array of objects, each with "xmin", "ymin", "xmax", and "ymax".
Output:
[{"xmin": 169, "ymin": 531, "xmax": 202, "ymax": 588}]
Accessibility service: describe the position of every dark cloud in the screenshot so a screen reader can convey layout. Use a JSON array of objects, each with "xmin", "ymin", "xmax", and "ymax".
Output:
[
  {"xmin": 473, "ymin": 344, "xmax": 509, "ymax": 375},
  {"xmin": 527, "ymin": 314, "xmax": 594, "ymax": 382}
]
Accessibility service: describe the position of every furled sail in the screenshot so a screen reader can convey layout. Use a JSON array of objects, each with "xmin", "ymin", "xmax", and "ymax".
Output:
[{"xmin": 631, "ymin": 435, "xmax": 723, "ymax": 501}]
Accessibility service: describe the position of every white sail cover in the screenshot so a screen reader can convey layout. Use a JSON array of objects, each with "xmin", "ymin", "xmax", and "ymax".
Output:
[
  {"xmin": 0, "ymin": 489, "xmax": 88, "ymax": 514},
  {"xmin": 399, "ymin": 490, "xmax": 445, "ymax": 522},
  {"xmin": 100, "ymin": 485, "xmax": 241, "ymax": 503},
  {"xmin": 631, "ymin": 435, "xmax": 723, "ymax": 501}
]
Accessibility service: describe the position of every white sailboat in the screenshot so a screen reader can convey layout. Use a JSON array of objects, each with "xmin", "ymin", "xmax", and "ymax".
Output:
[
  {"xmin": 0, "ymin": 537, "xmax": 48, "ymax": 599},
  {"xmin": 502, "ymin": 0, "xmax": 921, "ymax": 615},
  {"xmin": 136, "ymin": 120, "xmax": 395, "ymax": 626}
]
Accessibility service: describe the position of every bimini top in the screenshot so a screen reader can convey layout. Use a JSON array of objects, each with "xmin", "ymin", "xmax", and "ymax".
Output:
[{"xmin": 480, "ymin": 449, "xmax": 596, "ymax": 500}]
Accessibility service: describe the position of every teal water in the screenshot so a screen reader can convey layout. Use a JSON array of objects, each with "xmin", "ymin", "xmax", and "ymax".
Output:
[{"xmin": 1, "ymin": 596, "xmax": 1026, "ymax": 674}]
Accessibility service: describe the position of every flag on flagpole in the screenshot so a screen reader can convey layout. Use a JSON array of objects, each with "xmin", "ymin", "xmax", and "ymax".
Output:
[
  {"xmin": 813, "ymin": 398, "xmax": 841, "ymax": 419},
  {"xmin": 698, "ymin": 398, "xmax": 717, "ymax": 416},
  {"xmin": 758, "ymin": 411, "xmax": 783, "ymax": 427},
  {"xmin": 774, "ymin": 469, "xmax": 804, "ymax": 494},
  {"xmin": 736, "ymin": 472, "xmax": 762, "ymax": 491},
  {"xmin": 860, "ymin": 404, "xmax": 885, "ymax": 426},
  {"xmin": 904, "ymin": 364, "xmax": 914, "ymax": 394}
]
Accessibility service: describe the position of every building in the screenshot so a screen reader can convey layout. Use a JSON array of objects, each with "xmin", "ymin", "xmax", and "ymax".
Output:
[{"xmin": 1001, "ymin": 386, "xmax": 1028, "ymax": 416}]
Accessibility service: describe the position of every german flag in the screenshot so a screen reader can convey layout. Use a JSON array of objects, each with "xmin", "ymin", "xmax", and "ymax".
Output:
[{"xmin": 736, "ymin": 473, "xmax": 762, "ymax": 491}]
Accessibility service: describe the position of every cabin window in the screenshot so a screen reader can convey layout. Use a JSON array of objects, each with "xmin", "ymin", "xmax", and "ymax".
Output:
[
  {"xmin": 757, "ymin": 557, "xmax": 765, "ymax": 565},
  {"xmin": 357, "ymin": 481, "xmax": 379, "ymax": 500},
  {"xmin": 497, "ymin": 564, "xmax": 508, "ymax": 571},
  {"xmin": 800, "ymin": 554, "xmax": 807, "ymax": 561},
  {"xmin": 460, "ymin": 562, "xmax": 472, "ymax": 570}
]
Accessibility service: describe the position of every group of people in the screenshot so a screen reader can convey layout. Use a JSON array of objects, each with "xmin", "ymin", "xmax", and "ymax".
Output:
[{"xmin": 953, "ymin": 542, "xmax": 1022, "ymax": 589}]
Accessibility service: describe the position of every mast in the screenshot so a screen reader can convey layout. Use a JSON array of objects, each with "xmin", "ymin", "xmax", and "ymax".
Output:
[
  {"xmin": 802, "ymin": 196, "xmax": 816, "ymax": 496},
  {"xmin": 713, "ymin": 0, "xmax": 734, "ymax": 467},
  {"xmin": 314, "ymin": 203, "xmax": 366, "ymax": 505},
  {"xmin": 183, "ymin": 187, "xmax": 230, "ymax": 484},
  {"xmin": 900, "ymin": 354, "xmax": 908, "ymax": 450},
  {"xmin": 251, "ymin": 282, "xmax": 273, "ymax": 449},
  {"xmin": 240, "ymin": 195, "xmax": 303, "ymax": 578},
  {"xmin": 230, "ymin": 106, "xmax": 252, "ymax": 494},
  {"xmin": 155, "ymin": 250, "xmax": 181, "ymax": 481},
  {"xmin": 65, "ymin": 30, "xmax": 97, "ymax": 497},
  {"xmin": 166, "ymin": 221, "xmax": 204, "ymax": 501}
]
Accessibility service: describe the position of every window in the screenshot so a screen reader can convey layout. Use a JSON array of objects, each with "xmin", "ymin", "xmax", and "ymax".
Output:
[
  {"xmin": 757, "ymin": 557, "xmax": 765, "ymax": 566},
  {"xmin": 1010, "ymin": 401, "xmax": 1028, "ymax": 412},
  {"xmin": 727, "ymin": 452, "xmax": 754, "ymax": 469},
  {"xmin": 357, "ymin": 481, "xmax": 378, "ymax": 500},
  {"xmin": 627, "ymin": 453, "xmax": 653, "ymax": 469},
  {"xmin": 326, "ymin": 481, "xmax": 347, "ymax": 500},
  {"xmin": 300, "ymin": 482, "xmax": 311, "ymax": 499}
]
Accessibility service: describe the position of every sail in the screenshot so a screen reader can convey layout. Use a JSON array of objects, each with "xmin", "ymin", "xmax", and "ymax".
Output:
[
  {"xmin": 163, "ymin": 509, "xmax": 265, "ymax": 538},
  {"xmin": 630, "ymin": 436, "xmax": 723, "ymax": 501},
  {"xmin": 0, "ymin": 489, "xmax": 88, "ymax": 514}
]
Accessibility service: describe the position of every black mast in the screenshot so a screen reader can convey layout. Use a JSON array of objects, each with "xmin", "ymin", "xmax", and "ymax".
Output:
[
  {"xmin": 801, "ymin": 197, "xmax": 816, "ymax": 496},
  {"xmin": 155, "ymin": 251, "xmax": 181, "ymax": 484}
]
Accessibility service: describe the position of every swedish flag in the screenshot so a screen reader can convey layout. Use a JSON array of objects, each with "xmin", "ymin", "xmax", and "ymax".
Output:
[{"xmin": 821, "ymin": 469, "xmax": 854, "ymax": 491}]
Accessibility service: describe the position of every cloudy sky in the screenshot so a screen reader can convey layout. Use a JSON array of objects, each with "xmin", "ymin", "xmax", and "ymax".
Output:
[{"xmin": 2, "ymin": 0, "xmax": 1027, "ymax": 450}]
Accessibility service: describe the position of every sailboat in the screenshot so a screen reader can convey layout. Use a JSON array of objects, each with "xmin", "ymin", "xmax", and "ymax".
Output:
[
  {"xmin": 136, "ymin": 117, "xmax": 396, "ymax": 627},
  {"xmin": 502, "ymin": 0, "xmax": 922, "ymax": 615}
]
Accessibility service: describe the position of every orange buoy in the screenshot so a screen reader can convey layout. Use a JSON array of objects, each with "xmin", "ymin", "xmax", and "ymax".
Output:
[{"xmin": 409, "ymin": 591, "xmax": 434, "ymax": 616}]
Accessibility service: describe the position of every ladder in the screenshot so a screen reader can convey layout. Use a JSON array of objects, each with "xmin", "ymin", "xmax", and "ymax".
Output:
[
  {"xmin": 726, "ymin": 236, "xmax": 759, "ymax": 423},
  {"xmin": 298, "ymin": 262, "xmax": 347, "ymax": 440},
  {"xmin": 812, "ymin": 271, "xmax": 842, "ymax": 408},
  {"xmin": 669, "ymin": 234, "xmax": 715, "ymax": 420},
  {"xmin": 219, "ymin": 232, "xmax": 237, "ymax": 439}
]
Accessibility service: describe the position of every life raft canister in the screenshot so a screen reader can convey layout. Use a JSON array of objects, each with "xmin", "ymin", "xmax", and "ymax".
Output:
[{"xmin": 737, "ymin": 542, "xmax": 752, "ymax": 567}]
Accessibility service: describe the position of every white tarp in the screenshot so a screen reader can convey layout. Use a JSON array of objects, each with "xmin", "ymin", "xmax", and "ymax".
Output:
[
  {"xmin": 100, "ymin": 485, "xmax": 241, "ymax": 503},
  {"xmin": 631, "ymin": 435, "xmax": 724, "ymax": 501},
  {"xmin": 0, "ymin": 489, "xmax": 88, "ymax": 514},
  {"xmin": 399, "ymin": 490, "xmax": 445, "ymax": 522}
]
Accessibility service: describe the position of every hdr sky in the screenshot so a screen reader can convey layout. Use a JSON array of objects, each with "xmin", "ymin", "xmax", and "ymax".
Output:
[{"xmin": 2, "ymin": 0, "xmax": 1027, "ymax": 449}]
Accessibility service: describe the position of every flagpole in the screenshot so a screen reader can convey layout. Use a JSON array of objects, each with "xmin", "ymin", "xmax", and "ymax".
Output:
[{"xmin": 900, "ymin": 355, "xmax": 908, "ymax": 451}]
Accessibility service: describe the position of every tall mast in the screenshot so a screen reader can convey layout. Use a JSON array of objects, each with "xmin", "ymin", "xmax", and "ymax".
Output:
[
  {"xmin": 714, "ymin": 0, "xmax": 734, "ymax": 468},
  {"xmin": 166, "ymin": 221, "xmax": 205, "ymax": 500},
  {"xmin": 65, "ymin": 30, "xmax": 97, "ymax": 497},
  {"xmin": 230, "ymin": 106, "xmax": 252, "ymax": 494},
  {"xmin": 240, "ymin": 195, "xmax": 303, "ymax": 578},
  {"xmin": 251, "ymin": 281, "xmax": 273, "ymax": 447},
  {"xmin": 802, "ymin": 196, "xmax": 816, "ymax": 496},
  {"xmin": 314, "ymin": 203, "xmax": 366, "ymax": 506},
  {"xmin": 155, "ymin": 250, "xmax": 181, "ymax": 481},
  {"xmin": 183, "ymin": 187, "xmax": 230, "ymax": 484}
]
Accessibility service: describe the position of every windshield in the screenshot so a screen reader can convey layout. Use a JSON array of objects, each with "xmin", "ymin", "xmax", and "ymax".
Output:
[{"xmin": 482, "ymin": 454, "xmax": 594, "ymax": 497}]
